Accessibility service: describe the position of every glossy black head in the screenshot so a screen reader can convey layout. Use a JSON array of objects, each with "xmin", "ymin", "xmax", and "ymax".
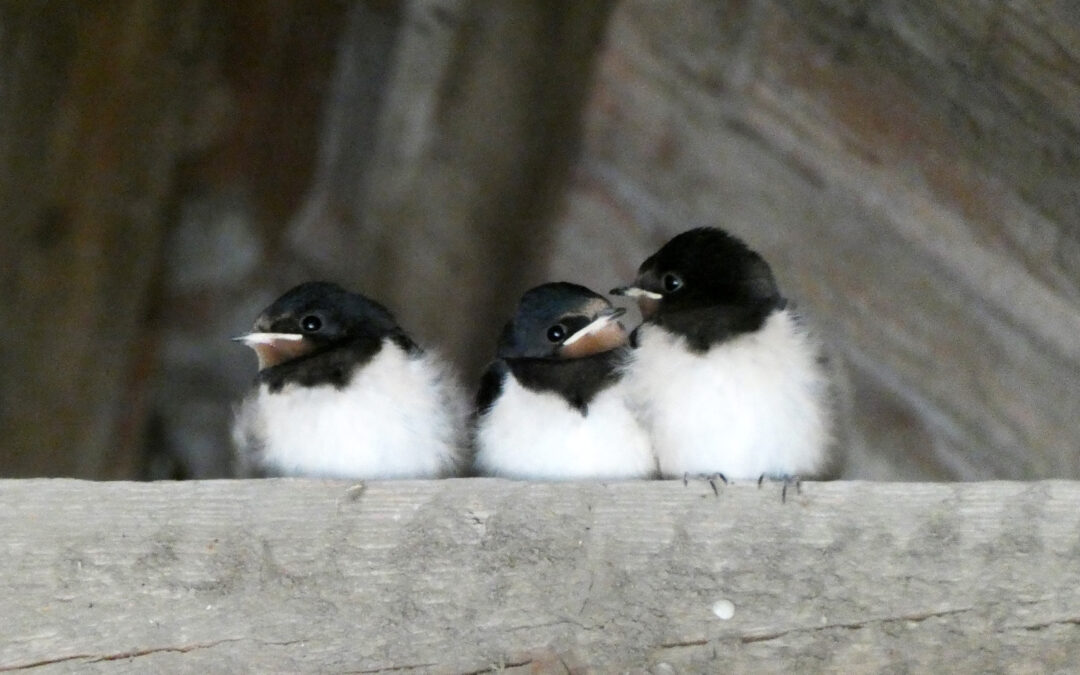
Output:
[
  {"xmin": 611, "ymin": 228, "xmax": 785, "ymax": 347},
  {"xmin": 237, "ymin": 281, "xmax": 410, "ymax": 373},
  {"xmin": 254, "ymin": 281, "xmax": 399, "ymax": 343},
  {"xmin": 495, "ymin": 282, "xmax": 627, "ymax": 360}
]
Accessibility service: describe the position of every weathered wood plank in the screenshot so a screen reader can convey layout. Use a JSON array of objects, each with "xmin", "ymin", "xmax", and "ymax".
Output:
[{"xmin": 1, "ymin": 479, "xmax": 1078, "ymax": 672}]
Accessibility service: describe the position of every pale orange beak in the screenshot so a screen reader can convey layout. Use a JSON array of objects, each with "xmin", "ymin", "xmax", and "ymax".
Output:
[
  {"xmin": 559, "ymin": 308, "xmax": 628, "ymax": 359},
  {"xmin": 610, "ymin": 286, "xmax": 662, "ymax": 320},
  {"xmin": 233, "ymin": 332, "xmax": 311, "ymax": 370}
]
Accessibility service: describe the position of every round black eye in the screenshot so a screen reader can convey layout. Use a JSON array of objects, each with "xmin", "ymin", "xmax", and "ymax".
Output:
[
  {"xmin": 662, "ymin": 272, "xmax": 683, "ymax": 293},
  {"xmin": 546, "ymin": 324, "xmax": 566, "ymax": 343},
  {"xmin": 300, "ymin": 315, "xmax": 322, "ymax": 332}
]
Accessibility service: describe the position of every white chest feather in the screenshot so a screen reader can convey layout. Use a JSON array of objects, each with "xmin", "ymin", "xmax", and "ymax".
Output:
[
  {"xmin": 232, "ymin": 342, "xmax": 465, "ymax": 478},
  {"xmin": 474, "ymin": 376, "xmax": 656, "ymax": 481},
  {"xmin": 624, "ymin": 310, "xmax": 832, "ymax": 480}
]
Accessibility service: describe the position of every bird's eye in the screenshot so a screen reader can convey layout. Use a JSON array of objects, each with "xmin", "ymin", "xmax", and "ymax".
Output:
[
  {"xmin": 546, "ymin": 324, "xmax": 567, "ymax": 343},
  {"xmin": 662, "ymin": 272, "xmax": 683, "ymax": 293},
  {"xmin": 300, "ymin": 315, "xmax": 322, "ymax": 332}
]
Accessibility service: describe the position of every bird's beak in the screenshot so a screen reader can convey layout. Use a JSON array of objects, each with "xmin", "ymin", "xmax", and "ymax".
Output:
[
  {"xmin": 560, "ymin": 307, "xmax": 628, "ymax": 359},
  {"xmin": 610, "ymin": 285, "xmax": 663, "ymax": 320},
  {"xmin": 233, "ymin": 332, "xmax": 309, "ymax": 371}
]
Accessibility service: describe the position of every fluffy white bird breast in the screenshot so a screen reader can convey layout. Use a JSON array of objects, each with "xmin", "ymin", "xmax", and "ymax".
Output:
[
  {"xmin": 473, "ymin": 375, "xmax": 656, "ymax": 481},
  {"xmin": 233, "ymin": 340, "xmax": 466, "ymax": 479},
  {"xmin": 623, "ymin": 309, "xmax": 833, "ymax": 480}
]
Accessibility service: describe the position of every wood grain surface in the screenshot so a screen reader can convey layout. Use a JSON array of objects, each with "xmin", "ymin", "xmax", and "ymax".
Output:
[{"xmin": 2, "ymin": 478, "xmax": 1078, "ymax": 672}]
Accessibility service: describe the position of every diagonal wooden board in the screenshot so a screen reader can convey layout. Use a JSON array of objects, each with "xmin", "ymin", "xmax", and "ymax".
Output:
[{"xmin": 2, "ymin": 479, "xmax": 1078, "ymax": 672}]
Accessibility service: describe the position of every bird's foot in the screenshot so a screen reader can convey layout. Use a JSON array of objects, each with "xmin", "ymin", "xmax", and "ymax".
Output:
[
  {"xmin": 758, "ymin": 473, "xmax": 802, "ymax": 503},
  {"xmin": 683, "ymin": 471, "xmax": 728, "ymax": 496}
]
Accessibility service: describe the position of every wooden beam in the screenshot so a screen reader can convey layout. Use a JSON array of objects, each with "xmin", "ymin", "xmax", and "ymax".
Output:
[{"xmin": 2, "ymin": 479, "xmax": 1077, "ymax": 672}]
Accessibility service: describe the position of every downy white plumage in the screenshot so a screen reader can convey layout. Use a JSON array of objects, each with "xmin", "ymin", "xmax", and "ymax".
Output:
[
  {"xmin": 232, "ymin": 282, "xmax": 466, "ymax": 479},
  {"xmin": 613, "ymin": 228, "xmax": 833, "ymax": 481},
  {"xmin": 624, "ymin": 309, "xmax": 831, "ymax": 479},
  {"xmin": 474, "ymin": 374, "xmax": 654, "ymax": 480},
  {"xmin": 473, "ymin": 282, "xmax": 655, "ymax": 480}
]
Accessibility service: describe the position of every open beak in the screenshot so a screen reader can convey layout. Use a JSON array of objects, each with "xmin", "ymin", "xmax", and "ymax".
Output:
[
  {"xmin": 559, "ymin": 307, "xmax": 628, "ymax": 359},
  {"xmin": 233, "ymin": 332, "xmax": 308, "ymax": 371},
  {"xmin": 610, "ymin": 285, "xmax": 662, "ymax": 320}
]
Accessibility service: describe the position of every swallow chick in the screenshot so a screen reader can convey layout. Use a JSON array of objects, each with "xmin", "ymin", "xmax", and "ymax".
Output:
[
  {"xmin": 612, "ymin": 227, "xmax": 833, "ymax": 482},
  {"xmin": 232, "ymin": 281, "xmax": 467, "ymax": 479},
  {"xmin": 472, "ymin": 282, "xmax": 656, "ymax": 480}
]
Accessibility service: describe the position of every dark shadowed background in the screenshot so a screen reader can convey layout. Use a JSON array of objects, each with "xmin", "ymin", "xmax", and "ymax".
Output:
[{"xmin": 2, "ymin": 0, "xmax": 1078, "ymax": 481}]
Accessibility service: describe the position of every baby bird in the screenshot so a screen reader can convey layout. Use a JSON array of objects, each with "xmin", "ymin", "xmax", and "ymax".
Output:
[
  {"xmin": 232, "ymin": 281, "xmax": 466, "ymax": 478},
  {"xmin": 612, "ymin": 227, "xmax": 833, "ymax": 483},
  {"xmin": 472, "ymin": 282, "xmax": 656, "ymax": 480}
]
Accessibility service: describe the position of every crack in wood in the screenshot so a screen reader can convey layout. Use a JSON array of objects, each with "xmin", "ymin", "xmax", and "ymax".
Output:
[
  {"xmin": 0, "ymin": 638, "xmax": 308, "ymax": 671},
  {"xmin": 88, "ymin": 638, "xmax": 248, "ymax": 662},
  {"xmin": 501, "ymin": 619, "xmax": 589, "ymax": 635},
  {"xmin": 1019, "ymin": 617, "xmax": 1080, "ymax": 632},
  {"xmin": 657, "ymin": 638, "xmax": 709, "ymax": 650},
  {"xmin": 457, "ymin": 658, "xmax": 534, "ymax": 674},
  {"xmin": 653, "ymin": 602, "xmax": 1080, "ymax": 652},
  {"xmin": 346, "ymin": 662, "xmax": 439, "ymax": 674},
  {"xmin": 739, "ymin": 607, "xmax": 977, "ymax": 644},
  {"xmin": 0, "ymin": 653, "xmax": 100, "ymax": 672},
  {"xmin": 577, "ymin": 574, "xmax": 595, "ymax": 616}
]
